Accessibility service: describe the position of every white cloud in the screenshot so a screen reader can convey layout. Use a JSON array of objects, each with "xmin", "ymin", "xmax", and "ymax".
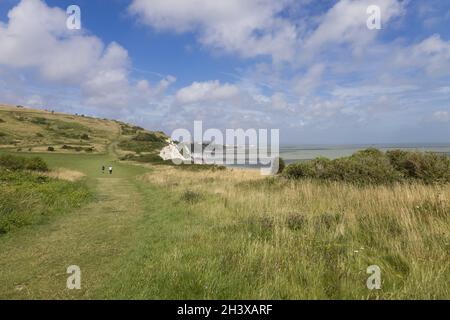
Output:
[
  {"xmin": 432, "ymin": 111, "xmax": 449, "ymax": 123},
  {"xmin": 0, "ymin": 0, "xmax": 104, "ymax": 83},
  {"xmin": 332, "ymin": 85, "xmax": 418, "ymax": 98},
  {"xmin": 304, "ymin": 0, "xmax": 404, "ymax": 55},
  {"xmin": 129, "ymin": 0, "xmax": 298, "ymax": 61},
  {"xmin": 294, "ymin": 64, "xmax": 325, "ymax": 95},
  {"xmin": 175, "ymin": 80, "xmax": 240, "ymax": 104},
  {"xmin": 0, "ymin": 0, "xmax": 175, "ymax": 111},
  {"xmin": 271, "ymin": 92, "xmax": 289, "ymax": 111},
  {"xmin": 409, "ymin": 34, "xmax": 450, "ymax": 76}
]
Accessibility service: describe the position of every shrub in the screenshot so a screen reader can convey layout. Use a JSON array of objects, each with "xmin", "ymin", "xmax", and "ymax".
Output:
[
  {"xmin": 25, "ymin": 157, "xmax": 49, "ymax": 171},
  {"xmin": 387, "ymin": 150, "xmax": 450, "ymax": 183},
  {"xmin": 80, "ymin": 133, "xmax": 89, "ymax": 140},
  {"xmin": 30, "ymin": 117, "xmax": 48, "ymax": 125},
  {"xmin": 0, "ymin": 118, "xmax": 5, "ymax": 123},
  {"xmin": 133, "ymin": 132, "xmax": 166, "ymax": 143},
  {"xmin": 286, "ymin": 213, "xmax": 307, "ymax": 231},
  {"xmin": 0, "ymin": 154, "xmax": 48, "ymax": 172},
  {"xmin": 118, "ymin": 139, "xmax": 166, "ymax": 154},
  {"xmin": 283, "ymin": 148, "xmax": 449, "ymax": 185},
  {"xmin": 47, "ymin": 146, "xmax": 55, "ymax": 152},
  {"xmin": 181, "ymin": 190, "xmax": 202, "ymax": 204},
  {"xmin": 0, "ymin": 168, "xmax": 90, "ymax": 234}
]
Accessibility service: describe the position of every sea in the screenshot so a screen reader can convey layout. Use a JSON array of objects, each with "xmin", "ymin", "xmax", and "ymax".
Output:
[
  {"xmin": 279, "ymin": 143, "xmax": 450, "ymax": 165},
  {"xmin": 212, "ymin": 143, "xmax": 450, "ymax": 168}
]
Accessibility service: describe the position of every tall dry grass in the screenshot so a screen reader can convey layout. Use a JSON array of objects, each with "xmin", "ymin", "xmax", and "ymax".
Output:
[
  {"xmin": 139, "ymin": 166, "xmax": 449, "ymax": 299},
  {"xmin": 44, "ymin": 168, "xmax": 86, "ymax": 181}
]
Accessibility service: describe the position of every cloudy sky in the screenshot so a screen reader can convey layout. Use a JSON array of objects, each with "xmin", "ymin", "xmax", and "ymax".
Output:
[{"xmin": 0, "ymin": 0, "xmax": 449, "ymax": 144}]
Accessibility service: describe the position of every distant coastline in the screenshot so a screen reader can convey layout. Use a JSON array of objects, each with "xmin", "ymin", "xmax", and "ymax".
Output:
[
  {"xmin": 224, "ymin": 143, "xmax": 450, "ymax": 168},
  {"xmin": 280, "ymin": 143, "xmax": 450, "ymax": 164}
]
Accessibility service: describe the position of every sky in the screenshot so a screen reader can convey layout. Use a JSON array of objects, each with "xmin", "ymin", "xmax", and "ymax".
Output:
[{"xmin": 0, "ymin": 0, "xmax": 449, "ymax": 145}]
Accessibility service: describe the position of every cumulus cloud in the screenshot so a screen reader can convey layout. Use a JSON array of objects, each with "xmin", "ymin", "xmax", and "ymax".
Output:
[
  {"xmin": 293, "ymin": 64, "xmax": 325, "ymax": 96},
  {"xmin": 175, "ymin": 80, "xmax": 240, "ymax": 104},
  {"xmin": 0, "ymin": 0, "xmax": 175, "ymax": 112},
  {"xmin": 431, "ymin": 111, "xmax": 449, "ymax": 122},
  {"xmin": 403, "ymin": 34, "xmax": 450, "ymax": 76},
  {"xmin": 0, "ymin": 0, "xmax": 104, "ymax": 83},
  {"xmin": 129, "ymin": 0, "xmax": 298, "ymax": 62},
  {"xmin": 304, "ymin": 0, "xmax": 404, "ymax": 56}
]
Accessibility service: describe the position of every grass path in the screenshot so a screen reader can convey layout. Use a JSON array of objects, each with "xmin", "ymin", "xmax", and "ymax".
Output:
[{"xmin": 0, "ymin": 147, "xmax": 151, "ymax": 299}]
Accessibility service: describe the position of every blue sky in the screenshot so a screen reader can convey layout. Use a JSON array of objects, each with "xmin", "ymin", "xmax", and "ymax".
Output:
[{"xmin": 0, "ymin": 0, "xmax": 449, "ymax": 144}]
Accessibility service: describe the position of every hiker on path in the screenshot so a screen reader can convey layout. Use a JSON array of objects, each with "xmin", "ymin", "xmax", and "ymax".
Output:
[
  {"xmin": 109, "ymin": 166, "xmax": 113, "ymax": 175},
  {"xmin": 102, "ymin": 165, "xmax": 105, "ymax": 174}
]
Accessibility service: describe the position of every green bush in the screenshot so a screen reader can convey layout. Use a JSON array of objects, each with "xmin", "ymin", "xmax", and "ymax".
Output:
[
  {"xmin": 0, "ymin": 154, "xmax": 48, "ymax": 172},
  {"xmin": 118, "ymin": 139, "xmax": 167, "ymax": 154},
  {"xmin": 387, "ymin": 150, "xmax": 450, "ymax": 183},
  {"xmin": 133, "ymin": 132, "xmax": 166, "ymax": 143},
  {"xmin": 283, "ymin": 148, "xmax": 450, "ymax": 185},
  {"xmin": 30, "ymin": 117, "xmax": 49, "ymax": 125},
  {"xmin": 180, "ymin": 190, "xmax": 202, "ymax": 204},
  {"xmin": 0, "ymin": 168, "xmax": 90, "ymax": 234},
  {"xmin": 118, "ymin": 132, "xmax": 167, "ymax": 154},
  {"xmin": 47, "ymin": 146, "xmax": 55, "ymax": 152}
]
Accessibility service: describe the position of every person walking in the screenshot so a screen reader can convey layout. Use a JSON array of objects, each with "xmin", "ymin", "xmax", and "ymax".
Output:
[
  {"xmin": 102, "ymin": 165, "xmax": 105, "ymax": 174},
  {"xmin": 108, "ymin": 166, "xmax": 113, "ymax": 175}
]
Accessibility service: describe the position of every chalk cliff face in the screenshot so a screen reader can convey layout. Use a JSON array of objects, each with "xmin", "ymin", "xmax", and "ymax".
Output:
[{"xmin": 159, "ymin": 140, "xmax": 193, "ymax": 162}]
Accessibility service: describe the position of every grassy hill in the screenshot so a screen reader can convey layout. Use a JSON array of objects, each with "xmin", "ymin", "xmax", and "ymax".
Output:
[{"xmin": 0, "ymin": 104, "xmax": 168, "ymax": 155}]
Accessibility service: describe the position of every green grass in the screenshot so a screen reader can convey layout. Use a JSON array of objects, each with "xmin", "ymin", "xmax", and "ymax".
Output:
[
  {"xmin": 0, "ymin": 144, "xmax": 448, "ymax": 299},
  {"xmin": 0, "ymin": 168, "xmax": 91, "ymax": 234}
]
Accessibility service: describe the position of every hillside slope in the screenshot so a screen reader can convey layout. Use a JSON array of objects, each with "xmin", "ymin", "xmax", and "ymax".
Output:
[{"xmin": 0, "ymin": 104, "xmax": 168, "ymax": 155}]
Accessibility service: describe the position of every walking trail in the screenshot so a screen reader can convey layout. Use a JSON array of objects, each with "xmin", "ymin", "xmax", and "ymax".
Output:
[{"xmin": 0, "ymin": 144, "xmax": 149, "ymax": 299}]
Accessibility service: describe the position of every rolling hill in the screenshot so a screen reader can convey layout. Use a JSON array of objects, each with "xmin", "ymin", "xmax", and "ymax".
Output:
[{"xmin": 0, "ymin": 104, "xmax": 169, "ymax": 156}]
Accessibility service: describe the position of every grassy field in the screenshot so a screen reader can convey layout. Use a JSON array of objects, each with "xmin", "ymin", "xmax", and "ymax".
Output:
[
  {"xmin": 0, "ymin": 105, "xmax": 448, "ymax": 299},
  {"xmin": 0, "ymin": 150, "xmax": 448, "ymax": 299}
]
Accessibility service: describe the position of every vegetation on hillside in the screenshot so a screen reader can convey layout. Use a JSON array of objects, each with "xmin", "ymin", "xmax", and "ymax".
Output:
[
  {"xmin": 283, "ymin": 148, "xmax": 450, "ymax": 185},
  {"xmin": 0, "ymin": 154, "xmax": 48, "ymax": 171},
  {"xmin": 0, "ymin": 155, "xmax": 91, "ymax": 234},
  {"xmin": 0, "ymin": 105, "xmax": 115, "ymax": 153},
  {"xmin": 0, "ymin": 104, "xmax": 170, "ymax": 156},
  {"xmin": 118, "ymin": 131, "xmax": 168, "ymax": 154}
]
